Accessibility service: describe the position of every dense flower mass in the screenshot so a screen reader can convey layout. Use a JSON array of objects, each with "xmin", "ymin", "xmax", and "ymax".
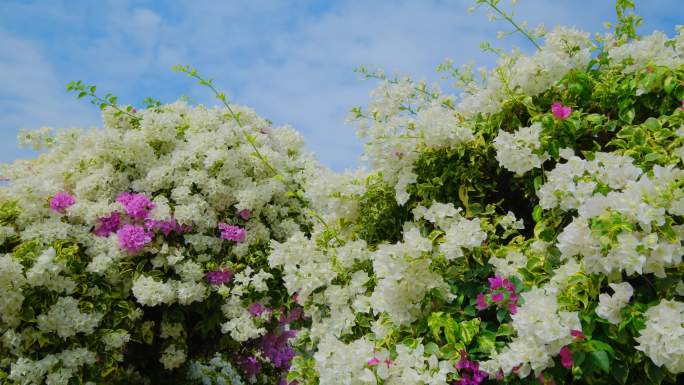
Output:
[{"xmin": 2, "ymin": 2, "xmax": 684, "ymax": 384}]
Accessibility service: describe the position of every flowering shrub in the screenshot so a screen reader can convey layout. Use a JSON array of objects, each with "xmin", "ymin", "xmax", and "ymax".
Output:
[
  {"xmin": 0, "ymin": 80, "xmax": 314, "ymax": 383},
  {"xmin": 2, "ymin": 1, "xmax": 684, "ymax": 384}
]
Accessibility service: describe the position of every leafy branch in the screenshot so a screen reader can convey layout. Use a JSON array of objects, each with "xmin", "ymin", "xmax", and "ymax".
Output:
[
  {"xmin": 66, "ymin": 80, "xmax": 139, "ymax": 121},
  {"xmin": 474, "ymin": 0, "xmax": 542, "ymax": 50}
]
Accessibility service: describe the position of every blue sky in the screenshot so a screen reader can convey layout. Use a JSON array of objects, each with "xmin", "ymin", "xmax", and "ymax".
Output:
[{"xmin": 1, "ymin": 0, "xmax": 681, "ymax": 171}]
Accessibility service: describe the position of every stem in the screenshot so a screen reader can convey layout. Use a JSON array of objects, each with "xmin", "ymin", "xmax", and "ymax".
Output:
[
  {"xmin": 486, "ymin": 1, "xmax": 541, "ymax": 50},
  {"xmin": 92, "ymin": 94, "xmax": 140, "ymax": 121},
  {"xmin": 184, "ymin": 71, "xmax": 279, "ymax": 177}
]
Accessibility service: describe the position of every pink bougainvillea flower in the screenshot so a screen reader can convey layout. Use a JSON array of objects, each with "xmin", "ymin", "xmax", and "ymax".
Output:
[
  {"xmin": 491, "ymin": 292, "xmax": 504, "ymax": 303},
  {"xmin": 508, "ymin": 303, "xmax": 518, "ymax": 314},
  {"xmin": 488, "ymin": 276, "xmax": 505, "ymax": 290},
  {"xmin": 571, "ymin": 329, "xmax": 586, "ymax": 340},
  {"xmin": 218, "ymin": 223, "xmax": 246, "ymax": 243},
  {"xmin": 476, "ymin": 293, "xmax": 488, "ymax": 310},
  {"xmin": 680, "ymin": 100, "xmax": 684, "ymax": 111},
  {"xmin": 116, "ymin": 192, "xmax": 155, "ymax": 219},
  {"xmin": 241, "ymin": 356, "xmax": 261, "ymax": 376},
  {"xmin": 116, "ymin": 224, "xmax": 152, "ymax": 253},
  {"xmin": 94, "ymin": 212, "xmax": 121, "ymax": 236},
  {"xmin": 50, "ymin": 191, "xmax": 76, "ymax": 214},
  {"xmin": 205, "ymin": 268, "xmax": 233, "ymax": 285},
  {"xmin": 559, "ymin": 346, "xmax": 573, "ymax": 369},
  {"xmin": 248, "ymin": 302, "xmax": 268, "ymax": 317},
  {"xmin": 551, "ymin": 102, "xmax": 572, "ymax": 119},
  {"xmin": 237, "ymin": 209, "xmax": 251, "ymax": 220},
  {"xmin": 367, "ymin": 357, "xmax": 380, "ymax": 366}
]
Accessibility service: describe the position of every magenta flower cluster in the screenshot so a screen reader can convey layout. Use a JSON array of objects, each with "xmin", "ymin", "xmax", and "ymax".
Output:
[
  {"xmin": 94, "ymin": 212, "xmax": 121, "ymax": 236},
  {"xmin": 144, "ymin": 218, "xmax": 192, "ymax": 236},
  {"xmin": 218, "ymin": 223, "xmax": 246, "ymax": 243},
  {"xmin": 116, "ymin": 192, "xmax": 155, "ymax": 219},
  {"xmin": 205, "ymin": 268, "xmax": 234, "ymax": 285},
  {"xmin": 92, "ymin": 191, "xmax": 189, "ymax": 254},
  {"xmin": 50, "ymin": 191, "xmax": 76, "ymax": 214},
  {"xmin": 476, "ymin": 275, "xmax": 519, "ymax": 315},
  {"xmin": 454, "ymin": 351, "xmax": 488, "ymax": 385},
  {"xmin": 551, "ymin": 101, "xmax": 572, "ymax": 120},
  {"xmin": 117, "ymin": 224, "xmax": 152, "ymax": 254}
]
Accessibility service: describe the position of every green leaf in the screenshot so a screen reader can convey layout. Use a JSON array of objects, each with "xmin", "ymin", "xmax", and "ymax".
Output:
[
  {"xmin": 532, "ymin": 205, "xmax": 543, "ymax": 222},
  {"xmin": 619, "ymin": 107, "xmax": 635, "ymax": 124},
  {"xmin": 611, "ymin": 360, "xmax": 629, "ymax": 384},
  {"xmin": 457, "ymin": 318, "xmax": 480, "ymax": 345},
  {"xmin": 590, "ymin": 350, "xmax": 610, "ymax": 374},
  {"xmin": 645, "ymin": 360, "xmax": 666, "ymax": 385}
]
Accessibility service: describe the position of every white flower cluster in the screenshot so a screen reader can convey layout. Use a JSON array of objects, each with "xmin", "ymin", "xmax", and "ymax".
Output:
[
  {"xmin": 481, "ymin": 287, "xmax": 580, "ymax": 378},
  {"xmin": 0, "ymin": 254, "xmax": 26, "ymax": 327},
  {"xmin": 489, "ymin": 251, "xmax": 528, "ymax": 280},
  {"xmin": 635, "ymin": 299, "xmax": 684, "ymax": 374},
  {"xmin": 607, "ymin": 30, "xmax": 684, "ymax": 73},
  {"xmin": 8, "ymin": 347, "xmax": 97, "ymax": 385},
  {"xmin": 313, "ymin": 336, "xmax": 455, "ymax": 385},
  {"xmin": 493, "ymin": 122, "xmax": 547, "ymax": 176},
  {"xmin": 595, "ymin": 282, "xmax": 633, "ymax": 324},
  {"xmin": 219, "ymin": 267, "xmax": 273, "ymax": 342},
  {"xmin": 160, "ymin": 344, "xmax": 188, "ymax": 370},
  {"xmin": 36, "ymin": 296, "xmax": 104, "ymax": 339},
  {"xmin": 351, "ymin": 77, "xmax": 475, "ymax": 205},
  {"xmin": 552, "ymin": 160, "xmax": 684, "ymax": 277},
  {"xmin": 458, "ymin": 27, "xmax": 593, "ymax": 118},
  {"xmin": 187, "ymin": 353, "xmax": 245, "ymax": 385},
  {"xmin": 414, "ymin": 202, "xmax": 487, "ymax": 260}
]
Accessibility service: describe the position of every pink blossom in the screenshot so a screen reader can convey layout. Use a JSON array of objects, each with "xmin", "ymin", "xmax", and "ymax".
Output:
[
  {"xmin": 94, "ymin": 212, "xmax": 121, "ymax": 236},
  {"xmin": 238, "ymin": 209, "xmax": 251, "ymax": 220},
  {"xmin": 508, "ymin": 303, "xmax": 518, "ymax": 314},
  {"xmin": 551, "ymin": 102, "xmax": 572, "ymax": 120},
  {"xmin": 116, "ymin": 192, "xmax": 155, "ymax": 219},
  {"xmin": 367, "ymin": 357, "xmax": 380, "ymax": 366},
  {"xmin": 476, "ymin": 293, "xmax": 488, "ymax": 310},
  {"xmin": 571, "ymin": 329, "xmax": 586, "ymax": 340},
  {"xmin": 50, "ymin": 191, "xmax": 75, "ymax": 214},
  {"xmin": 488, "ymin": 276, "xmax": 504, "ymax": 290},
  {"xmin": 559, "ymin": 346, "xmax": 573, "ymax": 369},
  {"xmin": 241, "ymin": 356, "xmax": 261, "ymax": 376},
  {"xmin": 205, "ymin": 268, "xmax": 233, "ymax": 285},
  {"xmin": 218, "ymin": 223, "xmax": 246, "ymax": 242},
  {"xmin": 116, "ymin": 224, "xmax": 152, "ymax": 253},
  {"xmin": 248, "ymin": 302, "xmax": 268, "ymax": 317},
  {"xmin": 491, "ymin": 292, "xmax": 504, "ymax": 303},
  {"xmin": 680, "ymin": 100, "xmax": 684, "ymax": 111}
]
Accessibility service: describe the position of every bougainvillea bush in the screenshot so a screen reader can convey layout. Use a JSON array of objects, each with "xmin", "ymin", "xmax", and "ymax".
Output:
[{"xmin": 2, "ymin": 1, "xmax": 684, "ymax": 384}]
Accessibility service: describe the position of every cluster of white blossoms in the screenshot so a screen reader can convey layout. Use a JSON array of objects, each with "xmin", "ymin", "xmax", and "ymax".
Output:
[
  {"xmin": 313, "ymin": 336, "xmax": 456, "ymax": 385},
  {"xmin": 187, "ymin": 353, "xmax": 245, "ymax": 385},
  {"xmin": 370, "ymin": 227, "xmax": 451, "ymax": 325},
  {"xmin": 481, "ymin": 287, "xmax": 581, "ymax": 378},
  {"xmin": 8, "ymin": 347, "xmax": 97, "ymax": 385},
  {"xmin": 351, "ymin": 77, "xmax": 475, "ymax": 205},
  {"xmin": 219, "ymin": 267, "xmax": 272, "ymax": 342},
  {"xmin": 607, "ymin": 29, "xmax": 684, "ymax": 74},
  {"xmin": 595, "ymin": 282, "xmax": 634, "ymax": 324},
  {"xmin": 36, "ymin": 296, "xmax": 104, "ymax": 339},
  {"xmin": 634, "ymin": 299, "xmax": 684, "ymax": 374},
  {"xmin": 552, "ymin": 162, "xmax": 684, "ymax": 277},
  {"xmin": 493, "ymin": 122, "xmax": 548, "ymax": 176},
  {"xmin": 457, "ymin": 27, "xmax": 593, "ymax": 118}
]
